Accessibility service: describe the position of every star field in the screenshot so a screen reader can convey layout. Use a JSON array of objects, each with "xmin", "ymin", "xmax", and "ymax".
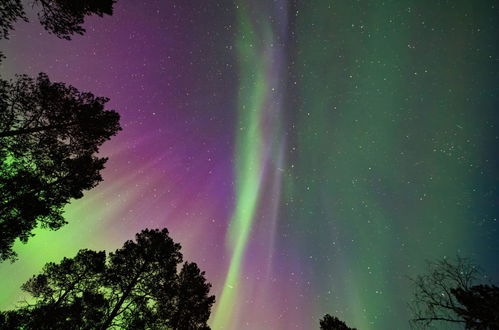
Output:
[{"xmin": 1, "ymin": 1, "xmax": 498, "ymax": 329}]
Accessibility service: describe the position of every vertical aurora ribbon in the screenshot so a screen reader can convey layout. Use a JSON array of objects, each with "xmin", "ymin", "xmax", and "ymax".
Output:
[{"xmin": 211, "ymin": 2, "xmax": 286, "ymax": 328}]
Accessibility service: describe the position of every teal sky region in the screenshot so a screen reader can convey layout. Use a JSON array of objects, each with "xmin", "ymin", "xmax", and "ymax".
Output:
[
  {"xmin": 279, "ymin": 1, "xmax": 499, "ymax": 328},
  {"xmin": 1, "ymin": 1, "xmax": 498, "ymax": 329}
]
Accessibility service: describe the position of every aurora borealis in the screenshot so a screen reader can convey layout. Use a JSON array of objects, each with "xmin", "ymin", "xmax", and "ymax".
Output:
[{"xmin": 1, "ymin": 0, "xmax": 498, "ymax": 329}]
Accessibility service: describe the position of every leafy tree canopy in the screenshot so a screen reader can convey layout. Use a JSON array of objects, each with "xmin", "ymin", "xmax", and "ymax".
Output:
[
  {"xmin": 0, "ymin": 228, "xmax": 215, "ymax": 329},
  {"xmin": 0, "ymin": 0, "xmax": 116, "ymax": 40},
  {"xmin": 0, "ymin": 73, "xmax": 121, "ymax": 262},
  {"xmin": 0, "ymin": 0, "xmax": 26, "ymax": 39}
]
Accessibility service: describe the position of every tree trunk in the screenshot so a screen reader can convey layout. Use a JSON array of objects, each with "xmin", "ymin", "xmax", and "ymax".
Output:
[{"xmin": 99, "ymin": 263, "xmax": 147, "ymax": 330}]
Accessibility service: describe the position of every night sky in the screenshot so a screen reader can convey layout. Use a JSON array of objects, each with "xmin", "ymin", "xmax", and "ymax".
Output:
[{"xmin": 1, "ymin": 1, "xmax": 499, "ymax": 329}]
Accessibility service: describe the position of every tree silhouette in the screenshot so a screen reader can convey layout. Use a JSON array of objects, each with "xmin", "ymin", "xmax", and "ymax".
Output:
[
  {"xmin": 452, "ymin": 285, "xmax": 499, "ymax": 329},
  {"xmin": 320, "ymin": 314, "xmax": 356, "ymax": 330},
  {"xmin": 0, "ymin": 73, "xmax": 121, "ymax": 262},
  {"xmin": 0, "ymin": 228, "xmax": 215, "ymax": 329},
  {"xmin": 0, "ymin": 0, "xmax": 26, "ymax": 39},
  {"xmin": 0, "ymin": 0, "xmax": 116, "ymax": 40},
  {"xmin": 36, "ymin": 0, "xmax": 116, "ymax": 40},
  {"xmin": 409, "ymin": 256, "xmax": 499, "ymax": 329}
]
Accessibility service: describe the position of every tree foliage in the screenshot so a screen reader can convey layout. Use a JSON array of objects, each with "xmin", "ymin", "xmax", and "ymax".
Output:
[
  {"xmin": 0, "ymin": 73, "xmax": 121, "ymax": 262},
  {"xmin": 35, "ymin": 0, "xmax": 116, "ymax": 40},
  {"xmin": 0, "ymin": 0, "xmax": 116, "ymax": 40},
  {"xmin": 0, "ymin": 228, "xmax": 215, "ymax": 329},
  {"xmin": 320, "ymin": 314, "xmax": 356, "ymax": 330},
  {"xmin": 452, "ymin": 284, "xmax": 499, "ymax": 329},
  {"xmin": 409, "ymin": 256, "xmax": 499, "ymax": 329},
  {"xmin": 0, "ymin": 0, "xmax": 26, "ymax": 39}
]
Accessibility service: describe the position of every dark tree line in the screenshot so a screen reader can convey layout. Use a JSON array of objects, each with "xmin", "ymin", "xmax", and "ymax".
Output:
[
  {"xmin": 0, "ymin": 73, "xmax": 121, "ymax": 261},
  {"xmin": 0, "ymin": 228, "xmax": 215, "ymax": 330}
]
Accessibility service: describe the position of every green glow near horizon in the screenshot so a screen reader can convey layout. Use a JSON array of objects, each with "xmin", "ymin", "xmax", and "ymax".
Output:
[{"xmin": 211, "ymin": 5, "xmax": 269, "ymax": 329}]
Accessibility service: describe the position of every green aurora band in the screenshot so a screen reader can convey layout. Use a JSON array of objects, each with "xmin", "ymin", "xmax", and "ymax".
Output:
[{"xmin": 211, "ymin": 5, "xmax": 271, "ymax": 329}]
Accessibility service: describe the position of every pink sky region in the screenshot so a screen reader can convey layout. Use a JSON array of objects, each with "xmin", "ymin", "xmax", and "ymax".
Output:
[{"xmin": 1, "ymin": 1, "xmax": 498, "ymax": 329}]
